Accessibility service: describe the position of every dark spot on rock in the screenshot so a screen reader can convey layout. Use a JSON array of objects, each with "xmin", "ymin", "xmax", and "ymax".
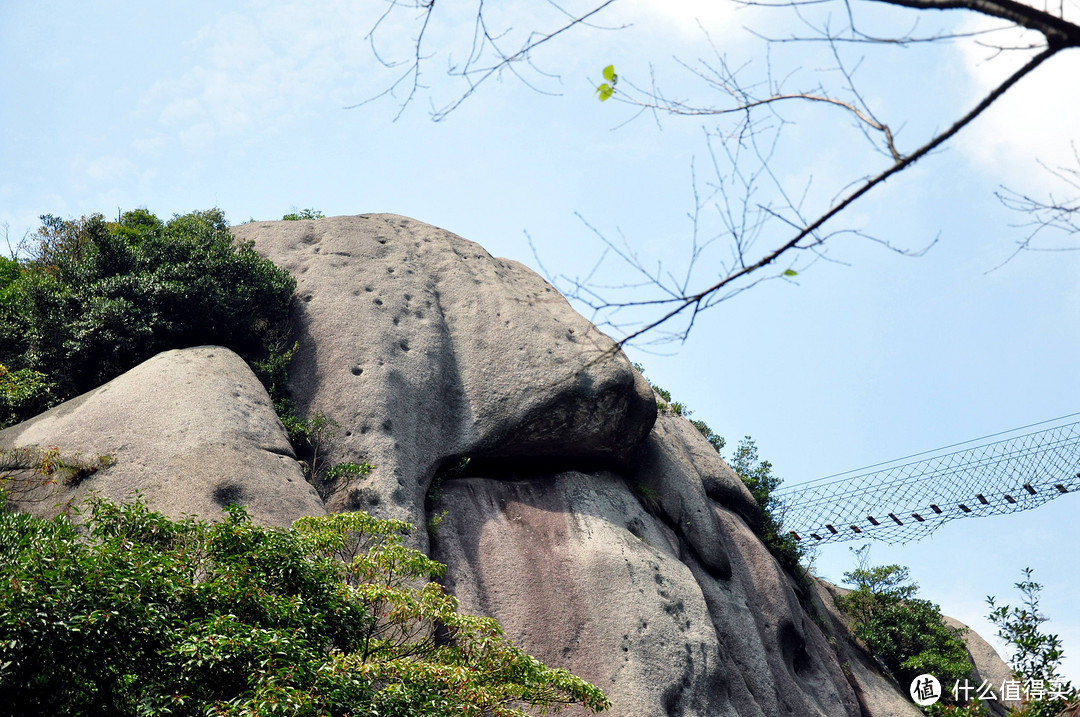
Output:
[
  {"xmin": 382, "ymin": 419, "xmax": 392, "ymax": 432},
  {"xmin": 351, "ymin": 366, "xmax": 363, "ymax": 376},
  {"xmin": 399, "ymin": 340, "xmax": 409, "ymax": 352},
  {"xmin": 404, "ymin": 293, "xmax": 411, "ymax": 301},
  {"xmin": 386, "ymin": 267, "xmax": 394, "ymax": 274},
  {"xmin": 364, "ymin": 286, "xmax": 373, "ymax": 292},
  {"xmin": 663, "ymin": 598, "xmax": 685, "ymax": 616},
  {"xmin": 377, "ymin": 237, "xmax": 387, "ymax": 244},
  {"xmin": 780, "ymin": 622, "xmax": 812, "ymax": 677},
  {"xmin": 392, "ymin": 316, "xmax": 399, "ymax": 326},
  {"xmin": 213, "ymin": 484, "xmax": 243, "ymax": 507},
  {"xmin": 302, "ymin": 295, "xmax": 313, "ymax": 302},
  {"xmin": 374, "ymin": 298, "xmax": 383, "ymax": 306}
]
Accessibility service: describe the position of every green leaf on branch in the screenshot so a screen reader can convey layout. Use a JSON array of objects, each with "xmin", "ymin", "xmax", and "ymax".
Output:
[
  {"xmin": 783, "ymin": 269, "xmax": 798, "ymax": 277},
  {"xmin": 596, "ymin": 64, "xmax": 617, "ymax": 102}
]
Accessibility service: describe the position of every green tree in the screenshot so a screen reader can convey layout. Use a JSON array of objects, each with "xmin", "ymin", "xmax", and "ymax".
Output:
[
  {"xmin": 0, "ymin": 209, "xmax": 296, "ymax": 427},
  {"xmin": 987, "ymin": 568, "xmax": 1077, "ymax": 717},
  {"xmin": 282, "ymin": 208, "xmax": 325, "ymax": 221},
  {"xmin": 837, "ymin": 546, "xmax": 973, "ymax": 703},
  {"xmin": 728, "ymin": 436, "xmax": 806, "ymax": 574},
  {"xmin": 0, "ymin": 495, "xmax": 609, "ymax": 716}
]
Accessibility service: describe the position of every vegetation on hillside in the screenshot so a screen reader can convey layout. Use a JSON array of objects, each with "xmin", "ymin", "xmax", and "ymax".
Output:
[
  {"xmin": 0, "ymin": 495, "xmax": 610, "ymax": 716},
  {"xmin": 0, "ymin": 209, "xmax": 295, "ymax": 429},
  {"xmin": 837, "ymin": 545, "xmax": 973, "ymax": 706},
  {"xmin": 838, "ymin": 553, "xmax": 1078, "ymax": 717}
]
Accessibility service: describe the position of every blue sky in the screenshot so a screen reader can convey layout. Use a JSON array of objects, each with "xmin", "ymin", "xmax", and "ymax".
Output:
[{"xmin": 3, "ymin": 0, "xmax": 1078, "ymax": 686}]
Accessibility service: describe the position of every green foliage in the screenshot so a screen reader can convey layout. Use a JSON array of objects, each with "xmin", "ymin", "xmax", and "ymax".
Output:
[
  {"xmin": 729, "ymin": 437, "xmax": 779, "ymax": 510},
  {"xmin": 987, "ymin": 568, "xmax": 1077, "ymax": 717},
  {"xmin": 689, "ymin": 419, "xmax": 725, "ymax": 453},
  {"xmin": 728, "ymin": 436, "xmax": 807, "ymax": 574},
  {"xmin": 596, "ymin": 64, "xmax": 617, "ymax": 101},
  {"xmin": 630, "ymin": 363, "xmax": 803, "ymax": 575},
  {"xmin": 285, "ymin": 411, "xmax": 373, "ymax": 501},
  {"xmin": 0, "ymin": 255, "xmax": 20, "ymax": 309},
  {"xmin": 0, "ymin": 209, "xmax": 296, "ymax": 424},
  {"xmin": 251, "ymin": 341, "xmax": 299, "ymax": 406},
  {"xmin": 282, "ymin": 208, "xmax": 325, "ymax": 221},
  {"xmin": 923, "ymin": 702, "xmax": 991, "ymax": 717},
  {"xmin": 836, "ymin": 545, "xmax": 973, "ymax": 702},
  {"xmin": 0, "ymin": 364, "xmax": 54, "ymax": 429},
  {"xmin": 630, "ymin": 483, "xmax": 662, "ymax": 514},
  {"xmin": 0, "ymin": 497, "xmax": 610, "ymax": 716}
]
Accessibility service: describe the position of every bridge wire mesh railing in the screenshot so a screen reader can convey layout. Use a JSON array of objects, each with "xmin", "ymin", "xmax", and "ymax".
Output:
[{"xmin": 773, "ymin": 418, "xmax": 1080, "ymax": 545}]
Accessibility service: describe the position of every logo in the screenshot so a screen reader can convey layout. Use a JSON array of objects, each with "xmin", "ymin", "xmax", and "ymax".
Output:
[{"xmin": 910, "ymin": 674, "xmax": 941, "ymax": 706}]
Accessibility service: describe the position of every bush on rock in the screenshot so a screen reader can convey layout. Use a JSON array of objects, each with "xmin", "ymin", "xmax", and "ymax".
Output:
[{"xmin": 0, "ymin": 209, "xmax": 295, "ymax": 427}]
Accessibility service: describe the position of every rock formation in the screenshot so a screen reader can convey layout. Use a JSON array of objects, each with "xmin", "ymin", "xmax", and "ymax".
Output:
[
  {"xmin": 1, "ymin": 346, "xmax": 323, "ymax": 526},
  {"xmin": 1, "ymin": 214, "xmax": 1016, "ymax": 716}
]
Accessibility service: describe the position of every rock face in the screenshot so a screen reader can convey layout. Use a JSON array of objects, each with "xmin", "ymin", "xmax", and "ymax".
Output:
[
  {"xmin": 232, "ymin": 214, "xmax": 656, "ymax": 536},
  {"xmin": 1, "ymin": 214, "xmax": 1015, "ymax": 716},
  {"xmin": 0, "ymin": 346, "xmax": 325, "ymax": 526}
]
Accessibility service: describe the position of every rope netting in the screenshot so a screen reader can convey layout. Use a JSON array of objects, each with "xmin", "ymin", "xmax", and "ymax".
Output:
[{"xmin": 774, "ymin": 417, "xmax": 1080, "ymax": 545}]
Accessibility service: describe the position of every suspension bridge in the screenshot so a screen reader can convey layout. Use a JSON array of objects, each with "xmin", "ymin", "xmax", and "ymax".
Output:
[{"xmin": 773, "ymin": 413, "xmax": 1080, "ymax": 545}]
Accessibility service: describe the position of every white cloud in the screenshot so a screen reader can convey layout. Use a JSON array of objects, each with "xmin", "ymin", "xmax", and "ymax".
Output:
[
  {"xmin": 138, "ymin": 1, "xmax": 377, "ymax": 149},
  {"xmin": 955, "ymin": 20, "xmax": 1080, "ymax": 197}
]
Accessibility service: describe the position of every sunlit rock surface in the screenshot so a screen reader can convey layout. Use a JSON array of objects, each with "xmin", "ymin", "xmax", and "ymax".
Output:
[{"xmin": 0, "ymin": 346, "xmax": 324, "ymax": 526}]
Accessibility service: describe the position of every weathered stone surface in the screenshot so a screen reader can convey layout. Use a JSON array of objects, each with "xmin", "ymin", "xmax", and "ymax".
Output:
[
  {"xmin": 433, "ymin": 471, "xmax": 865, "ymax": 716},
  {"xmin": 0, "ymin": 346, "xmax": 325, "ymax": 526},
  {"xmin": 812, "ymin": 582, "xmax": 925, "ymax": 717},
  {"xmin": 629, "ymin": 413, "xmax": 764, "ymax": 579},
  {"xmin": 233, "ymin": 214, "xmax": 655, "ymax": 533},
  {"xmin": 945, "ymin": 615, "xmax": 1021, "ymax": 715},
  {"xmin": 227, "ymin": 214, "xmax": 1010, "ymax": 716},
  {"xmin": 433, "ymin": 473, "xmax": 720, "ymax": 716}
]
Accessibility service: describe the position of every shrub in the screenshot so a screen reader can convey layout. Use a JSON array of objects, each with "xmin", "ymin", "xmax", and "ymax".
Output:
[
  {"xmin": 0, "ymin": 209, "xmax": 296, "ymax": 424},
  {"xmin": 836, "ymin": 545, "xmax": 973, "ymax": 703},
  {"xmin": 728, "ymin": 436, "xmax": 808, "ymax": 574},
  {"xmin": 987, "ymin": 568, "xmax": 1077, "ymax": 717},
  {"xmin": 0, "ymin": 364, "xmax": 54, "ymax": 429},
  {"xmin": 0, "ymin": 496, "xmax": 610, "ymax": 716},
  {"xmin": 282, "ymin": 208, "xmax": 325, "ymax": 221}
]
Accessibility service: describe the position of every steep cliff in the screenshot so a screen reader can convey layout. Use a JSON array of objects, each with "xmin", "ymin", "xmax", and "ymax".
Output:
[{"xmin": 1, "ymin": 214, "xmax": 1012, "ymax": 716}]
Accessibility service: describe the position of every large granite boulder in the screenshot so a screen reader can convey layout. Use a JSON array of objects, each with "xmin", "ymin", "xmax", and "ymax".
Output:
[
  {"xmin": 233, "ymin": 214, "xmax": 656, "ymax": 535},
  {"xmin": 432, "ymin": 471, "xmax": 862, "ymax": 716},
  {"xmin": 0, "ymin": 346, "xmax": 325, "ymax": 526}
]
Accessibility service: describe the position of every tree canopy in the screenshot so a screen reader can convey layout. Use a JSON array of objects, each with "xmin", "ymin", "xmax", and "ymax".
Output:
[{"xmin": 0, "ymin": 209, "xmax": 295, "ymax": 428}]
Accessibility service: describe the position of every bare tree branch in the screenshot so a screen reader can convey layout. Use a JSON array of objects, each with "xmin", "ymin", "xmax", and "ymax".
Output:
[{"xmin": 349, "ymin": 0, "xmax": 1080, "ymax": 344}]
